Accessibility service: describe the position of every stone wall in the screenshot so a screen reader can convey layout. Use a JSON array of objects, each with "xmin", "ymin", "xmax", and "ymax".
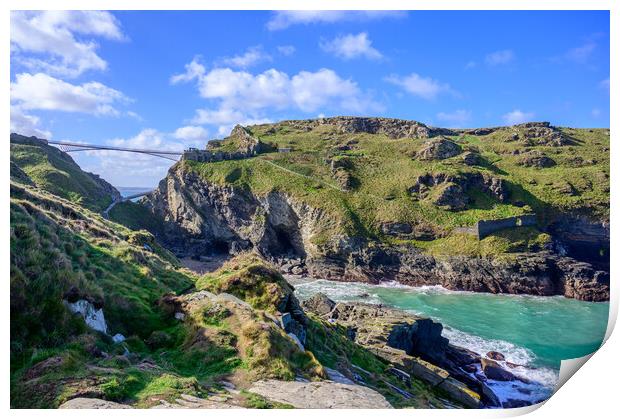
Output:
[{"xmin": 454, "ymin": 214, "xmax": 537, "ymax": 239}]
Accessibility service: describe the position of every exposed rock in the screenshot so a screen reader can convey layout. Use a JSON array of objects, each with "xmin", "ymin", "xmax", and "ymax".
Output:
[
  {"xmin": 486, "ymin": 351, "xmax": 505, "ymax": 361},
  {"xmin": 59, "ymin": 398, "xmax": 132, "ymax": 409},
  {"xmin": 278, "ymin": 116, "xmax": 433, "ymax": 139},
  {"xmin": 518, "ymin": 152, "xmax": 556, "ymax": 168},
  {"xmin": 248, "ymin": 379, "xmax": 392, "ymax": 408},
  {"xmin": 409, "ymin": 172, "xmax": 509, "ymax": 208},
  {"xmin": 301, "ymin": 292, "xmax": 336, "ymax": 316},
  {"xmin": 481, "ymin": 358, "xmax": 515, "ymax": 381},
  {"xmin": 151, "ymin": 393, "xmax": 243, "ymax": 409},
  {"xmin": 416, "ymin": 137, "xmax": 462, "ymax": 160},
  {"xmin": 64, "ymin": 299, "xmax": 107, "ymax": 334},
  {"xmin": 509, "ymin": 122, "xmax": 571, "ymax": 146},
  {"xmin": 431, "ymin": 183, "xmax": 468, "ymax": 211},
  {"xmin": 462, "ymin": 151, "xmax": 481, "ymax": 166},
  {"xmin": 380, "ymin": 222, "xmax": 413, "ymax": 236}
]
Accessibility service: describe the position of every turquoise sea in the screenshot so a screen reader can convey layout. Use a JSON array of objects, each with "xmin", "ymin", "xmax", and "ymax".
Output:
[{"xmin": 292, "ymin": 279, "xmax": 609, "ymax": 398}]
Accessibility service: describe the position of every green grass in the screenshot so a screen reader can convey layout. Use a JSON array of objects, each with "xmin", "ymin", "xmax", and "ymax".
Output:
[
  {"xmin": 183, "ymin": 123, "xmax": 608, "ymax": 256},
  {"xmin": 10, "ymin": 135, "xmax": 118, "ymax": 212}
]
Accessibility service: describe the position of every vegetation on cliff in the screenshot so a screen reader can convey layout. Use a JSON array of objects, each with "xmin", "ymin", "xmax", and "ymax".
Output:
[
  {"xmin": 184, "ymin": 118, "xmax": 608, "ymax": 255},
  {"xmin": 10, "ymin": 134, "xmax": 120, "ymax": 211}
]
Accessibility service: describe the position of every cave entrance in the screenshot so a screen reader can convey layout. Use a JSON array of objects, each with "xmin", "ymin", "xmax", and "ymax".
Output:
[
  {"xmin": 209, "ymin": 239, "xmax": 230, "ymax": 255},
  {"xmin": 268, "ymin": 225, "xmax": 306, "ymax": 259}
]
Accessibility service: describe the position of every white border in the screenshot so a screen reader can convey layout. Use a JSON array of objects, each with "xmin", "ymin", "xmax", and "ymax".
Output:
[{"xmin": 2, "ymin": 1, "xmax": 616, "ymax": 418}]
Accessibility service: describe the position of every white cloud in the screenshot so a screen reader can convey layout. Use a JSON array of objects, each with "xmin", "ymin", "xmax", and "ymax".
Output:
[
  {"xmin": 385, "ymin": 73, "xmax": 455, "ymax": 100},
  {"xmin": 11, "ymin": 11, "xmax": 124, "ymax": 78},
  {"xmin": 436, "ymin": 110, "xmax": 472, "ymax": 126},
  {"xmin": 465, "ymin": 61, "xmax": 477, "ymax": 70},
  {"xmin": 170, "ymin": 57, "xmax": 206, "ymax": 84},
  {"xmin": 172, "ymin": 51, "xmax": 385, "ymax": 134},
  {"xmin": 565, "ymin": 42, "xmax": 596, "ymax": 63},
  {"xmin": 220, "ymin": 46, "xmax": 271, "ymax": 68},
  {"xmin": 502, "ymin": 109, "xmax": 535, "ymax": 125},
  {"xmin": 277, "ymin": 45, "xmax": 296, "ymax": 56},
  {"xmin": 10, "ymin": 106, "xmax": 52, "ymax": 138},
  {"xmin": 172, "ymin": 61, "xmax": 381, "ymax": 135},
  {"xmin": 600, "ymin": 78, "xmax": 610, "ymax": 92},
  {"xmin": 320, "ymin": 32, "xmax": 382, "ymax": 60},
  {"xmin": 485, "ymin": 49, "xmax": 515, "ymax": 66},
  {"xmin": 267, "ymin": 10, "xmax": 405, "ymax": 30},
  {"xmin": 173, "ymin": 125, "xmax": 209, "ymax": 141},
  {"xmin": 11, "ymin": 72, "xmax": 129, "ymax": 116}
]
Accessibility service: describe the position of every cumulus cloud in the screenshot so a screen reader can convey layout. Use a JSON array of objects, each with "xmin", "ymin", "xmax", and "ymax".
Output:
[
  {"xmin": 172, "ymin": 59, "xmax": 381, "ymax": 134},
  {"xmin": 173, "ymin": 125, "xmax": 209, "ymax": 141},
  {"xmin": 10, "ymin": 105, "xmax": 52, "ymax": 138},
  {"xmin": 485, "ymin": 49, "xmax": 515, "ymax": 66},
  {"xmin": 320, "ymin": 32, "xmax": 382, "ymax": 60},
  {"xmin": 219, "ymin": 46, "xmax": 271, "ymax": 68},
  {"xmin": 385, "ymin": 73, "xmax": 455, "ymax": 100},
  {"xmin": 11, "ymin": 72, "xmax": 129, "ymax": 116},
  {"xmin": 277, "ymin": 45, "xmax": 296, "ymax": 56},
  {"xmin": 436, "ymin": 110, "xmax": 472, "ymax": 126},
  {"xmin": 267, "ymin": 10, "xmax": 405, "ymax": 30},
  {"xmin": 502, "ymin": 109, "xmax": 534, "ymax": 125},
  {"xmin": 11, "ymin": 10, "xmax": 124, "ymax": 78}
]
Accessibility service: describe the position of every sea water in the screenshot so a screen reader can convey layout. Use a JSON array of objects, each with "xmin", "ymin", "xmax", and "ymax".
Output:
[{"xmin": 292, "ymin": 279, "xmax": 609, "ymax": 400}]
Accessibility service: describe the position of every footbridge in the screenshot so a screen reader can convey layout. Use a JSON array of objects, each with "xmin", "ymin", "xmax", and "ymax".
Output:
[
  {"xmin": 103, "ymin": 190, "xmax": 154, "ymax": 219},
  {"xmin": 48, "ymin": 140, "xmax": 183, "ymax": 161}
]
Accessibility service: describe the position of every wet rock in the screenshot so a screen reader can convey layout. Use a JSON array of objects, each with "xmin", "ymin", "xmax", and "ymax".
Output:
[
  {"xmin": 481, "ymin": 358, "xmax": 515, "ymax": 381},
  {"xmin": 486, "ymin": 351, "xmax": 505, "ymax": 361}
]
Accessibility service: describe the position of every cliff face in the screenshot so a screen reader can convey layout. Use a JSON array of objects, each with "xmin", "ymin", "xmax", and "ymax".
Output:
[{"xmin": 142, "ymin": 162, "xmax": 609, "ymax": 302}]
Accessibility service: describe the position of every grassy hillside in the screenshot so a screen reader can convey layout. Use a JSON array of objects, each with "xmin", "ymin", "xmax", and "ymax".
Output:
[
  {"xmin": 11, "ymin": 174, "xmax": 450, "ymax": 408},
  {"xmin": 10, "ymin": 134, "xmax": 119, "ymax": 212},
  {"xmin": 184, "ymin": 119, "xmax": 608, "ymax": 250}
]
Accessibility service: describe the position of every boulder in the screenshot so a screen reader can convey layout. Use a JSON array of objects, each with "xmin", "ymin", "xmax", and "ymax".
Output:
[
  {"xmin": 417, "ymin": 137, "xmax": 462, "ymax": 160},
  {"xmin": 518, "ymin": 152, "xmax": 556, "ymax": 168},
  {"xmin": 462, "ymin": 151, "xmax": 481, "ymax": 166},
  {"xmin": 486, "ymin": 351, "xmax": 505, "ymax": 361},
  {"xmin": 59, "ymin": 398, "xmax": 131, "ymax": 409},
  {"xmin": 481, "ymin": 358, "xmax": 515, "ymax": 381},
  {"xmin": 380, "ymin": 222, "xmax": 413, "ymax": 236},
  {"xmin": 301, "ymin": 293, "xmax": 336, "ymax": 317},
  {"xmin": 249, "ymin": 379, "xmax": 392, "ymax": 408}
]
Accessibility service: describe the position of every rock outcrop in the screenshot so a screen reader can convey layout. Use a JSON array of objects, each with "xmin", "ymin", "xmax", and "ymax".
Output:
[
  {"xmin": 59, "ymin": 398, "xmax": 132, "ymax": 409},
  {"xmin": 142, "ymin": 164, "xmax": 609, "ymax": 302},
  {"xmin": 248, "ymin": 379, "xmax": 393, "ymax": 409},
  {"xmin": 416, "ymin": 137, "xmax": 462, "ymax": 160},
  {"xmin": 276, "ymin": 116, "xmax": 434, "ymax": 139}
]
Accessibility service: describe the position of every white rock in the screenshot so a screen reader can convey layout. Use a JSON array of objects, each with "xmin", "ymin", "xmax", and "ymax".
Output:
[
  {"xmin": 174, "ymin": 312, "xmax": 186, "ymax": 321},
  {"xmin": 112, "ymin": 333, "xmax": 126, "ymax": 343},
  {"xmin": 65, "ymin": 299, "xmax": 107, "ymax": 334},
  {"xmin": 287, "ymin": 332, "xmax": 305, "ymax": 351}
]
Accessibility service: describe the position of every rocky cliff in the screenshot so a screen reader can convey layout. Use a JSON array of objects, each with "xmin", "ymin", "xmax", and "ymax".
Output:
[{"xmin": 142, "ymin": 160, "xmax": 609, "ymax": 301}]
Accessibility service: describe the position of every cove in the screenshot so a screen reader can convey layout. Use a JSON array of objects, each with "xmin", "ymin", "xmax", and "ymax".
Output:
[{"xmin": 292, "ymin": 279, "xmax": 609, "ymax": 374}]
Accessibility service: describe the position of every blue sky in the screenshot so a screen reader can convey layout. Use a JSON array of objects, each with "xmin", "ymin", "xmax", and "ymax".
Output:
[{"xmin": 10, "ymin": 10, "xmax": 610, "ymax": 187}]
